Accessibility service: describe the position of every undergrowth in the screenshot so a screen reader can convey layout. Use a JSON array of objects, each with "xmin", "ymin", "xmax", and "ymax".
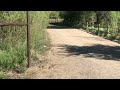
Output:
[{"xmin": 0, "ymin": 11, "xmax": 51, "ymax": 73}]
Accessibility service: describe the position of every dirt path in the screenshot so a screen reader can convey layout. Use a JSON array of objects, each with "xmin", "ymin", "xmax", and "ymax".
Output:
[{"xmin": 23, "ymin": 27, "xmax": 120, "ymax": 79}]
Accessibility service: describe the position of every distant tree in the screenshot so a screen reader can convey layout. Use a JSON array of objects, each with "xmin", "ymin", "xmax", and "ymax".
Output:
[{"xmin": 49, "ymin": 11, "xmax": 60, "ymax": 19}]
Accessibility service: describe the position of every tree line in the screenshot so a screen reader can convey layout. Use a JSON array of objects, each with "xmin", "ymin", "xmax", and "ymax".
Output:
[{"xmin": 61, "ymin": 11, "xmax": 120, "ymax": 42}]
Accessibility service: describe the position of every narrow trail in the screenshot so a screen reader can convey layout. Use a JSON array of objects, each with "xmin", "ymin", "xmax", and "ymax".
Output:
[{"xmin": 23, "ymin": 24, "xmax": 120, "ymax": 79}]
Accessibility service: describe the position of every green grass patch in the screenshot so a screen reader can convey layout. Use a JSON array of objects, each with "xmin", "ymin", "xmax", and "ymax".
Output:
[
  {"xmin": 0, "ymin": 72, "xmax": 8, "ymax": 79},
  {"xmin": 0, "ymin": 11, "xmax": 51, "ymax": 72}
]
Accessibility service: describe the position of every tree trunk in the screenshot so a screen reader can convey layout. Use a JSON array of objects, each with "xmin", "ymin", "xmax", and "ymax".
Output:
[
  {"xmin": 97, "ymin": 23, "xmax": 100, "ymax": 35},
  {"xmin": 86, "ymin": 22, "xmax": 88, "ymax": 30}
]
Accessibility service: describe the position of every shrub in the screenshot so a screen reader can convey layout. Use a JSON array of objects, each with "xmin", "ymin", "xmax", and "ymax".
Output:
[
  {"xmin": 0, "ymin": 72, "xmax": 8, "ymax": 79},
  {"xmin": 0, "ymin": 11, "xmax": 50, "ymax": 70},
  {"xmin": 49, "ymin": 11, "xmax": 60, "ymax": 19}
]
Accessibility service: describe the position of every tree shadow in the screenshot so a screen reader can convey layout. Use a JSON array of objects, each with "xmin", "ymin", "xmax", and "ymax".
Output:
[
  {"xmin": 47, "ymin": 22, "xmax": 74, "ymax": 29},
  {"xmin": 59, "ymin": 44, "xmax": 120, "ymax": 61}
]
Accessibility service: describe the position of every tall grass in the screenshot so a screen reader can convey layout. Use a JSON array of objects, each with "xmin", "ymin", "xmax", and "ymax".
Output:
[
  {"xmin": 0, "ymin": 11, "xmax": 50, "ymax": 71},
  {"xmin": 31, "ymin": 11, "xmax": 50, "ymax": 54}
]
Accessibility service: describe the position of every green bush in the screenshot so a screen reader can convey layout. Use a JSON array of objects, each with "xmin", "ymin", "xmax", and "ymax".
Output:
[
  {"xmin": 106, "ymin": 33, "xmax": 116, "ymax": 40},
  {"xmin": 63, "ymin": 11, "xmax": 120, "ymax": 43},
  {"xmin": 49, "ymin": 11, "xmax": 60, "ymax": 19},
  {"xmin": 0, "ymin": 72, "xmax": 8, "ymax": 79},
  {"xmin": 0, "ymin": 11, "xmax": 50, "ymax": 71}
]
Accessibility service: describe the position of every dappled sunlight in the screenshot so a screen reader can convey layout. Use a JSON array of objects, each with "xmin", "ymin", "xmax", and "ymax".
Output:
[{"xmin": 56, "ymin": 44, "xmax": 120, "ymax": 61}]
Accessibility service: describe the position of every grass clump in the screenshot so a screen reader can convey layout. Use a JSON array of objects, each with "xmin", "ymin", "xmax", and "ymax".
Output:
[
  {"xmin": 0, "ymin": 72, "xmax": 8, "ymax": 79},
  {"xmin": 0, "ymin": 11, "xmax": 51, "ymax": 72}
]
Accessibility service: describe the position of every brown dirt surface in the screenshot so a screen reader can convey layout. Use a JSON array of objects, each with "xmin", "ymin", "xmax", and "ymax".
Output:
[{"xmin": 10, "ymin": 26, "xmax": 120, "ymax": 79}]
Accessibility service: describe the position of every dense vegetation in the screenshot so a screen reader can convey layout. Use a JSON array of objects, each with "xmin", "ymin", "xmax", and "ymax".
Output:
[
  {"xmin": 1, "ymin": 11, "xmax": 120, "ymax": 74},
  {"xmin": 49, "ymin": 11, "xmax": 64, "ymax": 19},
  {"xmin": 63, "ymin": 11, "xmax": 120, "ymax": 42},
  {"xmin": 0, "ymin": 11, "xmax": 50, "ymax": 71},
  {"xmin": 49, "ymin": 11, "xmax": 60, "ymax": 19}
]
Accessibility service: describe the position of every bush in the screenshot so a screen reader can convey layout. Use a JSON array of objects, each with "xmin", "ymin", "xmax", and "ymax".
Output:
[
  {"xmin": 0, "ymin": 72, "xmax": 8, "ymax": 79},
  {"xmin": 106, "ymin": 34, "xmax": 116, "ymax": 40},
  {"xmin": 49, "ymin": 11, "xmax": 60, "ymax": 19},
  {"xmin": 63, "ymin": 11, "xmax": 120, "ymax": 44},
  {"xmin": 0, "ymin": 11, "xmax": 50, "ymax": 71}
]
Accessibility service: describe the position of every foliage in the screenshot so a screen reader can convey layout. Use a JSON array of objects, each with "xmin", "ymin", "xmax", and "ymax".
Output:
[
  {"xmin": 63, "ymin": 11, "xmax": 120, "ymax": 43},
  {"xmin": 49, "ymin": 11, "xmax": 60, "ymax": 19},
  {"xmin": 0, "ymin": 11, "xmax": 50, "ymax": 71},
  {"xmin": 0, "ymin": 72, "xmax": 8, "ymax": 79}
]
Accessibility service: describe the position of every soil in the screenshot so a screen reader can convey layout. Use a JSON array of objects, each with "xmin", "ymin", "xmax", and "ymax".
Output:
[{"xmin": 9, "ymin": 24, "xmax": 120, "ymax": 79}]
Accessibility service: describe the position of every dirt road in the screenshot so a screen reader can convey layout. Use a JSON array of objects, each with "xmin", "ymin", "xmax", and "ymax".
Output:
[{"xmin": 24, "ymin": 26, "xmax": 120, "ymax": 79}]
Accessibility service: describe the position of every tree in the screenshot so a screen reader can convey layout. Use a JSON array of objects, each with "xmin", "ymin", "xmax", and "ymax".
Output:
[{"xmin": 49, "ymin": 11, "xmax": 60, "ymax": 19}]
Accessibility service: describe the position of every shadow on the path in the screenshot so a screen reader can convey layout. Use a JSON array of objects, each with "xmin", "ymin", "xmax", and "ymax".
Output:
[
  {"xmin": 56, "ymin": 44, "xmax": 120, "ymax": 61},
  {"xmin": 48, "ymin": 21, "xmax": 120, "ymax": 61},
  {"xmin": 47, "ymin": 22, "xmax": 74, "ymax": 29}
]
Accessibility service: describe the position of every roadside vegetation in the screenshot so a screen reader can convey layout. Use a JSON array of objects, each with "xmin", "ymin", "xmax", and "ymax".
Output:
[
  {"xmin": 0, "ymin": 11, "xmax": 51, "ymax": 74},
  {"xmin": 63, "ymin": 11, "xmax": 120, "ymax": 43},
  {"xmin": 1, "ymin": 11, "xmax": 120, "ymax": 79}
]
